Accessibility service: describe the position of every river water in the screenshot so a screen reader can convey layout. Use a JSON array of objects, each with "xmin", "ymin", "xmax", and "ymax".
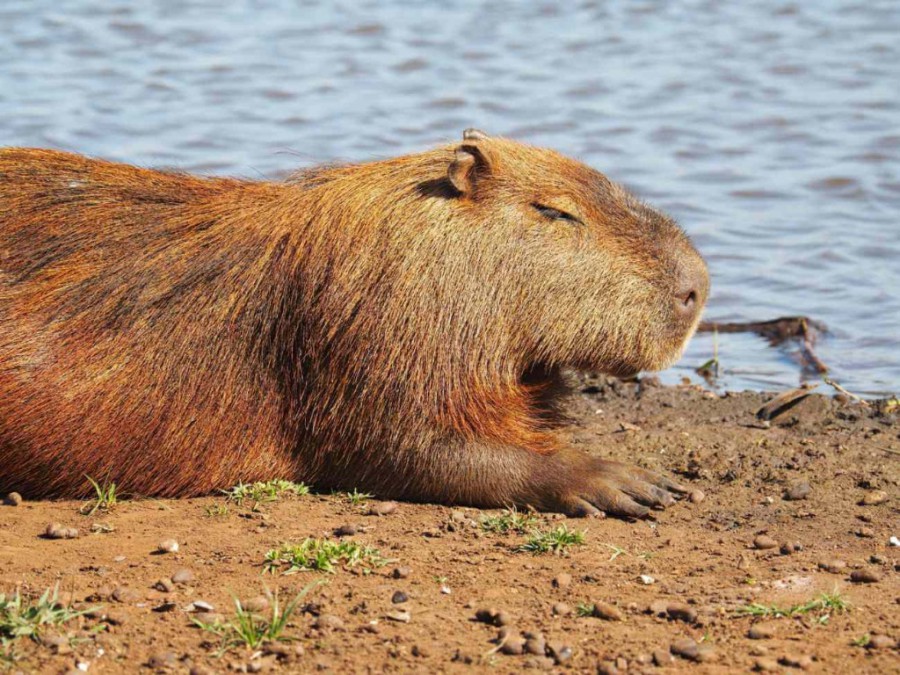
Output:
[{"xmin": 1, "ymin": 1, "xmax": 898, "ymax": 395}]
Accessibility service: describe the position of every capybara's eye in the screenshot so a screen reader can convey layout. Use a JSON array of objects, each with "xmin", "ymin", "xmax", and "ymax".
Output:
[{"xmin": 532, "ymin": 203, "xmax": 581, "ymax": 224}]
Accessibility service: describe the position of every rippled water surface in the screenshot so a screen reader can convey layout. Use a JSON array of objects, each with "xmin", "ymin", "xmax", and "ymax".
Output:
[{"xmin": 2, "ymin": 1, "xmax": 898, "ymax": 395}]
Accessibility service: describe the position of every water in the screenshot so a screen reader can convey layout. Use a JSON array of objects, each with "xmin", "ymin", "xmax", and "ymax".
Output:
[{"xmin": 1, "ymin": 0, "xmax": 898, "ymax": 396}]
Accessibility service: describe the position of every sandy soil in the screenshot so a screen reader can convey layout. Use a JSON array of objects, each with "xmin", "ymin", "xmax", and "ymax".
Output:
[{"xmin": 1, "ymin": 377, "xmax": 897, "ymax": 674}]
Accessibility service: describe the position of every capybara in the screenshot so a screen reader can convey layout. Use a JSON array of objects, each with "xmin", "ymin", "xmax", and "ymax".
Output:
[{"xmin": 0, "ymin": 129, "xmax": 708, "ymax": 517}]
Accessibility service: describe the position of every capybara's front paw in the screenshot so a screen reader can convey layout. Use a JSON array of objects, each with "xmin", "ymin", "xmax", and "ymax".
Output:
[{"xmin": 534, "ymin": 456, "xmax": 688, "ymax": 518}]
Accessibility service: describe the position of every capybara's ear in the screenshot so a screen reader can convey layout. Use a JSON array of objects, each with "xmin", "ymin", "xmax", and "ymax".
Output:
[
  {"xmin": 462, "ymin": 128, "xmax": 489, "ymax": 141},
  {"xmin": 448, "ymin": 144, "xmax": 492, "ymax": 196}
]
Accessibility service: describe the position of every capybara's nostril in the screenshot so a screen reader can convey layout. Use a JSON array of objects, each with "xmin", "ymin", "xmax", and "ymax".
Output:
[{"xmin": 673, "ymin": 253, "xmax": 709, "ymax": 322}]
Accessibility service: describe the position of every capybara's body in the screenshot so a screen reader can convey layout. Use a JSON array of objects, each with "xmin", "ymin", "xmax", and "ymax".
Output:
[{"xmin": 0, "ymin": 132, "xmax": 708, "ymax": 516}]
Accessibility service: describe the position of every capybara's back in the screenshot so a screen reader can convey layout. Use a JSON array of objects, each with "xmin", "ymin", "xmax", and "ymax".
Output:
[{"xmin": 0, "ymin": 132, "xmax": 708, "ymax": 517}]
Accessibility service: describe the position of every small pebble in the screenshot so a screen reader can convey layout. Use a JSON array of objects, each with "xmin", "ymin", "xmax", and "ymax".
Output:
[
  {"xmin": 312, "ymin": 614, "xmax": 344, "ymax": 631},
  {"xmin": 3, "ymin": 492, "xmax": 22, "ymax": 506},
  {"xmin": 665, "ymin": 602, "xmax": 697, "ymax": 623},
  {"xmin": 368, "ymin": 501, "xmax": 398, "ymax": 516},
  {"xmin": 850, "ymin": 569, "xmax": 881, "ymax": 583},
  {"xmin": 748, "ymin": 623, "xmax": 775, "ymax": 640},
  {"xmin": 411, "ymin": 645, "xmax": 430, "ymax": 658},
  {"xmin": 860, "ymin": 490, "xmax": 888, "ymax": 506},
  {"xmin": 866, "ymin": 634, "xmax": 896, "ymax": 650},
  {"xmin": 392, "ymin": 566, "xmax": 412, "ymax": 579},
  {"xmin": 157, "ymin": 539, "xmax": 179, "ymax": 553},
  {"xmin": 154, "ymin": 578, "xmax": 175, "ymax": 593},
  {"xmin": 818, "ymin": 559, "xmax": 847, "ymax": 574},
  {"xmin": 242, "ymin": 596, "xmax": 269, "ymax": 613},
  {"xmin": 147, "ymin": 652, "xmax": 177, "ymax": 668},
  {"xmin": 386, "ymin": 610, "xmax": 411, "ymax": 623},
  {"xmin": 44, "ymin": 523, "xmax": 78, "ymax": 539},
  {"xmin": 671, "ymin": 638, "xmax": 699, "ymax": 660},
  {"xmin": 754, "ymin": 657, "xmax": 780, "ymax": 672},
  {"xmin": 546, "ymin": 642, "xmax": 572, "ymax": 665},
  {"xmin": 779, "ymin": 654, "xmax": 813, "ymax": 669},
  {"xmin": 889, "ymin": 535, "xmax": 899, "ymax": 547},
  {"xmin": 783, "ymin": 482, "xmax": 811, "ymax": 501},
  {"xmin": 191, "ymin": 600, "xmax": 215, "ymax": 613},
  {"xmin": 592, "ymin": 602, "xmax": 624, "ymax": 621},
  {"xmin": 638, "ymin": 574, "xmax": 655, "ymax": 585},
  {"xmin": 653, "ymin": 649, "xmax": 674, "ymax": 666},
  {"xmin": 552, "ymin": 573, "xmax": 572, "ymax": 589},
  {"xmin": 855, "ymin": 527, "xmax": 875, "ymax": 538},
  {"xmin": 597, "ymin": 662, "xmax": 619, "ymax": 675},
  {"xmin": 500, "ymin": 637, "xmax": 525, "ymax": 655},
  {"xmin": 524, "ymin": 636, "xmax": 546, "ymax": 655},
  {"xmin": 753, "ymin": 535, "xmax": 778, "ymax": 550},
  {"xmin": 551, "ymin": 602, "xmax": 571, "ymax": 616},
  {"xmin": 391, "ymin": 590, "xmax": 408, "ymax": 604},
  {"xmin": 335, "ymin": 524, "xmax": 357, "ymax": 536},
  {"xmin": 171, "ymin": 568, "xmax": 194, "ymax": 585},
  {"xmin": 689, "ymin": 489, "xmax": 705, "ymax": 504},
  {"xmin": 112, "ymin": 586, "xmax": 139, "ymax": 603}
]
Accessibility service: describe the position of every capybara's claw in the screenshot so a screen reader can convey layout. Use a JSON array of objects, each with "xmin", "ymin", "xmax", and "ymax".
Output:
[{"xmin": 543, "ymin": 457, "xmax": 684, "ymax": 519}]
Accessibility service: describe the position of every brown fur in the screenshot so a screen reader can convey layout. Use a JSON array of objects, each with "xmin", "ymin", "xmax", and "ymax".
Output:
[{"xmin": 0, "ymin": 134, "xmax": 707, "ymax": 514}]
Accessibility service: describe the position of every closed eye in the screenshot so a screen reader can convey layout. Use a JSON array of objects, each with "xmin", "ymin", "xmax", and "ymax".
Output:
[{"xmin": 532, "ymin": 203, "xmax": 582, "ymax": 224}]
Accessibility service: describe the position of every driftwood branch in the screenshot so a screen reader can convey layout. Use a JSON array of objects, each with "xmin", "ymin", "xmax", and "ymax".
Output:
[{"xmin": 698, "ymin": 316, "xmax": 829, "ymax": 375}]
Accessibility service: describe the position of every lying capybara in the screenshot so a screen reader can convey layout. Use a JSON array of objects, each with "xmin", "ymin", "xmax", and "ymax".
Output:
[{"xmin": 0, "ymin": 129, "xmax": 708, "ymax": 517}]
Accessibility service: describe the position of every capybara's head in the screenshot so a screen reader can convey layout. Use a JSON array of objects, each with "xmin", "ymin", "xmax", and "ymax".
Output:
[
  {"xmin": 425, "ymin": 129, "xmax": 708, "ymax": 378},
  {"xmin": 299, "ymin": 129, "xmax": 708, "ymax": 383}
]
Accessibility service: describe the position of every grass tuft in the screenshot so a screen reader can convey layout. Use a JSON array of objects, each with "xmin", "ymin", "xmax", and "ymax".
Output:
[
  {"xmin": 480, "ymin": 508, "xmax": 539, "ymax": 535},
  {"xmin": 737, "ymin": 591, "xmax": 850, "ymax": 620},
  {"xmin": 343, "ymin": 489, "xmax": 373, "ymax": 505},
  {"xmin": 80, "ymin": 475, "xmax": 118, "ymax": 516},
  {"xmin": 0, "ymin": 584, "xmax": 99, "ymax": 646},
  {"xmin": 193, "ymin": 586, "xmax": 314, "ymax": 653},
  {"xmin": 222, "ymin": 480, "xmax": 309, "ymax": 506},
  {"xmin": 576, "ymin": 602, "xmax": 595, "ymax": 617},
  {"xmin": 263, "ymin": 539, "xmax": 387, "ymax": 575},
  {"xmin": 517, "ymin": 525, "xmax": 586, "ymax": 555}
]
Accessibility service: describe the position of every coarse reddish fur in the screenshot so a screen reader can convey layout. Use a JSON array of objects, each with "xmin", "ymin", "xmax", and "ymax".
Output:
[{"xmin": 0, "ymin": 135, "xmax": 707, "ymax": 511}]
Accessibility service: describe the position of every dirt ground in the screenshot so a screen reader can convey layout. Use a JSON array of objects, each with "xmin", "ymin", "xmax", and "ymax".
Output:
[{"xmin": 1, "ymin": 377, "xmax": 897, "ymax": 674}]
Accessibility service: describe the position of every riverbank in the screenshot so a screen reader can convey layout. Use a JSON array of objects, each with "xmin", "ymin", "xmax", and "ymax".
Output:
[{"xmin": 1, "ymin": 378, "xmax": 897, "ymax": 673}]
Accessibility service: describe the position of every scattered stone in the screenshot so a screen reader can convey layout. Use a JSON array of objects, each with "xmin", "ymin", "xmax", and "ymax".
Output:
[
  {"xmin": 386, "ymin": 610, "xmax": 411, "ymax": 623},
  {"xmin": 689, "ymin": 489, "xmax": 705, "ymax": 504},
  {"xmin": 391, "ymin": 590, "xmax": 408, "ymax": 604},
  {"xmin": 818, "ymin": 559, "xmax": 846, "ymax": 574},
  {"xmin": 860, "ymin": 490, "xmax": 888, "ymax": 506},
  {"xmin": 551, "ymin": 602, "xmax": 571, "ymax": 616},
  {"xmin": 112, "ymin": 586, "xmax": 139, "ymax": 603},
  {"xmin": 191, "ymin": 600, "xmax": 215, "ymax": 613},
  {"xmin": 783, "ymin": 482, "xmax": 811, "ymax": 501},
  {"xmin": 392, "ymin": 566, "xmax": 412, "ymax": 579},
  {"xmin": 780, "ymin": 541, "xmax": 802, "ymax": 555},
  {"xmin": 866, "ymin": 634, "xmax": 896, "ymax": 650},
  {"xmin": 500, "ymin": 636, "xmax": 525, "ymax": 655},
  {"xmin": 524, "ymin": 656, "xmax": 555, "ymax": 670},
  {"xmin": 855, "ymin": 527, "xmax": 875, "ymax": 538},
  {"xmin": 670, "ymin": 638, "xmax": 718, "ymax": 662},
  {"xmin": 653, "ymin": 649, "xmax": 674, "ymax": 666},
  {"xmin": 3, "ymin": 492, "xmax": 22, "ymax": 506},
  {"xmin": 171, "ymin": 569, "xmax": 194, "ymax": 585},
  {"xmin": 592, "ymin": 602, "xmax": 624, "ymax": 621},
  {"xmin": 748, "ymin": 623, "xmax": 776, "ymax": 640},
  {"xmin": 411, "ymin": 644, "xmax": 430, "ymax": 658},
  {"xmin": 368, "ymin": 501, "xmax": 398, "ymax": 516},
  {"xmin": 889, "ymin": 535, "xmax": 899, "ymax": 547},
  {"xmin": 154, "ymin": 578, "xmax": 175, "ymax": 593},
  {"xmin": 779, "ymin": 654, "xmax": 813, "ymax": 669},
  {"xmin": 241, "ymin": 595, "xmax": 269, "ymax": 614},
  {"xmin": 157, "ymin": 539, "xmax": 179, "ymax": 553},
  {"xmin": 638, "ymin": 574, "xmax": 655, "ymax": 585},
  {"xmin": 552, "ymin": 573, "xmax": 572, "ymax": 589},
  {"xmin": 335, "ymin": 524, "xmax": 357, "ymax": 536},
  {"xmin": 850, "ymin": 569, "xmax": 881, "ymax": 584},
  {"xmin": 546, "ymin": 642, "xmax": 572, "ymax": 665},
  {"xmin": 753, "ymin": 535, "xmax": 778, "ymax": 550},
  {"xmin": 597, "ymin": 661, "xmax": 619, "ymax": 675},
  {"xmin": 754, "ymin": 657, "xmax": 780, "ymax": 671},
  {"xmin": 523, "ymin": 634, "xmax": 546, "ymax": 655},
  {"xmin": 147, "ymin": 652, "xmax": 177, "ymax": 669},
  {"xmin": 648, "ymin": 599, "xmax": 668, "ymax": 616},
  {"xmin": 153, "ymin": 600, "xmax": 177, "ymax": 613},
  {"xmin": 665, "ymin": 602, "xmax": 697, "ymax": 623},
  {"xmin": 475, "ymin": 607, "xmax": 510, "ymax": 626},
  {"xmin": 44, "ymin": 523, "xmax": 78, "ymax": 539},
  {"xmin": 312, "ymin": 614, "xmax": 344, "ymax": 631}
]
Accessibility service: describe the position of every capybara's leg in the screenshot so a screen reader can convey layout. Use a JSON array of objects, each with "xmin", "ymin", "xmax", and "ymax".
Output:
[{"xmin": 353, "ymin": 441, "xmax": 686, "ymax": 518}]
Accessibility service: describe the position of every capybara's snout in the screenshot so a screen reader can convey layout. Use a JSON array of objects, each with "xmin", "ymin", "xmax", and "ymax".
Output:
[{"xmin": 670, "ymin": 242, "xmax": 709, "ymax": 334}]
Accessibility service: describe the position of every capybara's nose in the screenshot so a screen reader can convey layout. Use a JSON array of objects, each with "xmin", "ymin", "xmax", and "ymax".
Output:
[{"xmin": 673, "ymin": 251, "xmax": 709, "ymax": 323}]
